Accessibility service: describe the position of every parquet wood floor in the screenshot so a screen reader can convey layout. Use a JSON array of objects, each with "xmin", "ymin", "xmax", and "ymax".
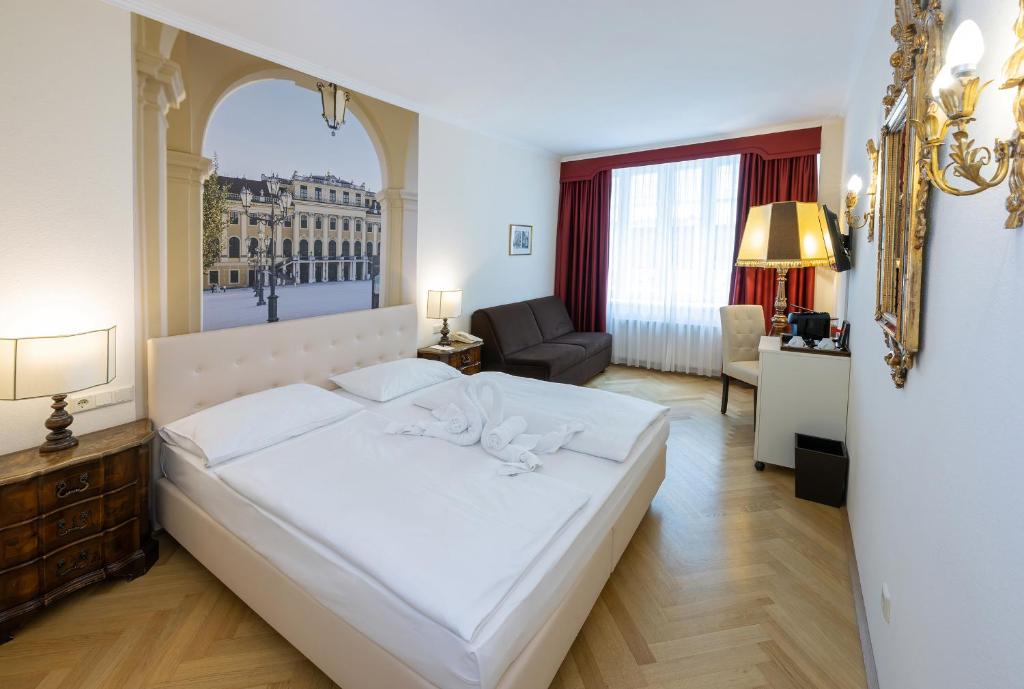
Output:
[{"xmin": 0, "ymin": 365, "xmax": 867, "ymax": 689}]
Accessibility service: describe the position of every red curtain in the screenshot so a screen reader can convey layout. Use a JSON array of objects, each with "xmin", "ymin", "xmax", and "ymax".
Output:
[
  {"xmin": 554, "ymin": 171, "xmax": 612, "ymax": 331},
  {"xmin": 729, "ymin": 152, "xmax": 819, "ymax": 334}
]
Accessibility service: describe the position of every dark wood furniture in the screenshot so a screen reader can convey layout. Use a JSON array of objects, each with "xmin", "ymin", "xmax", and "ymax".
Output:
[
  {"xmin": 417, "ymin": 341, "xmax": 482, "ymax": 375},
  {"xmin": 0, "ymin": 419, "xmax": 157, "ymax": 642}
]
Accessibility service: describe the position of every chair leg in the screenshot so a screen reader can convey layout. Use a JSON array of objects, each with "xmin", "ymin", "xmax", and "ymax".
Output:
[{"xmin": 720, "ymin": 375, "xmax": 730, "ymax": 414}]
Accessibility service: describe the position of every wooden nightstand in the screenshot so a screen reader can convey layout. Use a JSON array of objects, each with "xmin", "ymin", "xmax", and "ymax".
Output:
[
  {"xmin": 0, "ymin": 419, "xmax": 157, "ymax": 643},
  {"xmin": 418, "ymin": 340, "xmax": 483, "ymax": 375}
]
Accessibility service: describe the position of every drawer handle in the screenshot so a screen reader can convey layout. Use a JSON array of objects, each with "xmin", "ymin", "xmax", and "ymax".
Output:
[
  {"xmin": 56, "ymin": 472, "xmax": 90, "ymax": 499},
  {"xmin": 57, "ymin": 510, "xmax": 92, "ymax": 537},
  {"xmin": 56, "ymin": 549, "xmax": 91, "ymax": 577}
]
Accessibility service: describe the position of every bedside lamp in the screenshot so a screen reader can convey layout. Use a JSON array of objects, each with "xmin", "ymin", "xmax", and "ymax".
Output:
[
  {"xmin": 0, "ymin": 327, "xmax": 116, "ymax": 453},
  {"xmin": 735, "ymin": 202, "xmax": 839, "ymax": 336},
  {"xmin": 425, "ymin": 289, "xmax": 462, "ymax": 346}
]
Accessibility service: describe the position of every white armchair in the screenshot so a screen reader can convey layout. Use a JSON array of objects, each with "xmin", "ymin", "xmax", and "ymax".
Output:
[{"xmin": 719, "ymin": 305, "xmax": 765, "ymax": 414}]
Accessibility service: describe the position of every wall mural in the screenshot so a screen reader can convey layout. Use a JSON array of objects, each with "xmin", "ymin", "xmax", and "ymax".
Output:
[{"xmin": 201, "ymin": 80, "xmax": 385, "ymax": 331}]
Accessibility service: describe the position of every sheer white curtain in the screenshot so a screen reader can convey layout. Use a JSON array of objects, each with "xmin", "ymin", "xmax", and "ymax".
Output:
[{"xmin": 606, "ymin": 155, "xmax": 740, "ymax": 375}]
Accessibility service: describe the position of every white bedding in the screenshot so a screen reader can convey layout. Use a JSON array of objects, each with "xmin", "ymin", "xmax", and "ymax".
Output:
[
  {"xmin": 214, "ymin": 410, "xmax": 591, "ymax": 642},
  {"xmin": 161, "ymin": 378, "xmax": 669, "ymax": 689}
]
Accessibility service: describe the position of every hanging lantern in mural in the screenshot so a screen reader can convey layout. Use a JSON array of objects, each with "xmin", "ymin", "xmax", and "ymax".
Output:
[{"xmin": 316, "ymin": 81, "xmax": 350, "ymax": 136}]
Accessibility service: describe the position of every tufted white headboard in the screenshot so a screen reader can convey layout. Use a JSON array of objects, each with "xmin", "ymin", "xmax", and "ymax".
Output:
[{"xmin": 147, "ymin": 304, "xmax": 417, "ymax": 428}]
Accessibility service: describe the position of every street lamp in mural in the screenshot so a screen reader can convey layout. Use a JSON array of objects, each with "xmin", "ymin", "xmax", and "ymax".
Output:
[{"xmin": 240, "ymin": 177, "xmax": 294, "ymax": 323}]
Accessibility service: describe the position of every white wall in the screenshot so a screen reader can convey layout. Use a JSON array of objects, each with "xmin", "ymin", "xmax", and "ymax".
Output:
[
  {"xmin": 0, "ymin": 0, "xmax": 137, "ymax": 454},
  {"xmin": 416, "ymin": 117, "xmax": 560, "ymax": 344},
  {"xmin": 841, "ymin": 2, "xmax": 1024, "ymax": 687}
]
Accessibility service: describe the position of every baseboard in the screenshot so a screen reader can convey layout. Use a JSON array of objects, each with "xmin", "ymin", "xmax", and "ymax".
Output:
[{"xmin": 841, "ymin": 506, "xmax": 880, "ymax": 689}]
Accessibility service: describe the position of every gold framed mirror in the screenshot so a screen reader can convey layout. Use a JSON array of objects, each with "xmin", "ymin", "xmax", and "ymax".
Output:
[{"xmin": 873, "ymin": 0, "xmax": 943, "ymax": 388}]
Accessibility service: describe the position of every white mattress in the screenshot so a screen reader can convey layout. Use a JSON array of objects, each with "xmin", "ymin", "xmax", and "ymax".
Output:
[{"xmin": 161, "ymin": 381, "xmax": 668, "ymax": 689}]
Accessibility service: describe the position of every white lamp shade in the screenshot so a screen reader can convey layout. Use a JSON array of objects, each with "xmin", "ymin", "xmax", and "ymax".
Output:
[
  {"xmin": 0, "ymin": 327, "xmax": 115, "ymax": 400},
  {"xmin": 946, "ymin": 20, "xmax": 985, "ymax": 71},
  {"xmin": 847, "ymin": 174, "xmax": 864, "ymax": 194},
  {"xmin": 425, "ymin": 290, "xmax": 463, "ymax": 319}
]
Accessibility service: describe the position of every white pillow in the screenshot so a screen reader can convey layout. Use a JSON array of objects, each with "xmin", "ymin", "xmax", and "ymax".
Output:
[
  {"xmin": 329, "ymin": 357, "xmax": 462, "ymax": 402},
  {"xmin": 159, "ymin": 383, "xmax": 362, "ymax": 466}
]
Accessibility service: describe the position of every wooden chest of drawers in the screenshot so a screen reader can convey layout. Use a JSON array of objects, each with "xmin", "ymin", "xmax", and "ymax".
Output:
[
  {"xmin": 0, "ymin": 419, "xmax": 156, "ymax": 642},
  {"xmin": 417, "ymin": 341, "xmax": 483, "ymax": 375}
]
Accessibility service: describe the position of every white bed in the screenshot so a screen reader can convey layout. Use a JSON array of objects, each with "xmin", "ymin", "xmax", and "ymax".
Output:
[{"xmin": 148, "ymin": 305, "xmax": 668, "ymax": 689}]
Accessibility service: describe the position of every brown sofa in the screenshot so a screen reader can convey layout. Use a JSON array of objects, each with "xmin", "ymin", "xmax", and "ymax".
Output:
[{"xmin": 470, "ymin": 296, "xmax": 612, "ymax": 385}]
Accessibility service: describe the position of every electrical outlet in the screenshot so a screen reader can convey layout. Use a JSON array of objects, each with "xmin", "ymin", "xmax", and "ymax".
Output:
[
  {"xmin": 68, "ymin": 386, "xmax": 134, "ymax": 413},
  {"xmin": 881, "ymin": 582, "xmax": 892, "ymax": 623}
]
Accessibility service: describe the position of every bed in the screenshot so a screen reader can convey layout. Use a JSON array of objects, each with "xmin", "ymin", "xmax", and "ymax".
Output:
[{"xmin": 147, "ymin": 304, "xmax": 668, "ymax": 689}]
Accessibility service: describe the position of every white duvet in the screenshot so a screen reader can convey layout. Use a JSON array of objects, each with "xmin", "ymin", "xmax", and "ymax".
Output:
[
  {"xmin": 214, "ymin": 410, "xmax": 590, "ymax": 642},
  {"xmin": 412, "ymin": 371, "xmax": 668, "ymax": 462}
]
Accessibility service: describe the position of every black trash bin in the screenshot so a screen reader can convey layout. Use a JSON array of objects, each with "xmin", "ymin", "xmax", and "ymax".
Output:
[{"xmin": 794, "ymin": 434, "xmax": 849, "ymax": 507}]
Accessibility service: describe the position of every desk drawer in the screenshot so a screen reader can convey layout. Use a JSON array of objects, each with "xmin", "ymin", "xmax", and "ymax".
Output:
[
  {"xmin": 0, "ymin": 482, "xmax": 38, "ymax": 529},
  {"xmin": 0, "ymin": 520, "xmax": 40, "ymax": 569},
  {"xmin": 0, "ymin": 558, "xmax": 43, "ymax": 608},
  {"xmin": 41, "ymin": 461, "xmax": 103, "ymax": 513},
  {"xmin": 42, "ymin": 497, "xmax": 103, "ymax": 551},
  {"xmin": 44, "ymin": 536, "xmax": 103, "ymax": 591}
]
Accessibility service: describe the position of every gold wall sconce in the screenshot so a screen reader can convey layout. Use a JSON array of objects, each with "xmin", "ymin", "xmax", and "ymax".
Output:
[
  {"xmin": 845, "ymin": 140, "xmax": 880, "ymax": 240},
  {"xmin": 919, "ymin": 6, "xmax": 1024, "ymax": 228}
]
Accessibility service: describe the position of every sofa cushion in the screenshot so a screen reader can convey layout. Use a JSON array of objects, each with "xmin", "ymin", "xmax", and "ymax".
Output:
[
  {"xmin": 481, "ymin": 302, "xmax": 544, "ymax": 355},
  {"xmin": 549, "ymin": 331, "xmax": 612, "ymax": 357},
  {"xmin": 526, "ymin": 296, "xmax": 576, "ymax": 340},
  {"xmin": 504, "ymin": 343, "xmax": 586, "ymax": 376}
]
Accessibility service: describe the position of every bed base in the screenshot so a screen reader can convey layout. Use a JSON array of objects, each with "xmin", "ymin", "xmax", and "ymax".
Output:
[{"xmin": 156, "ymin": 445, "xmax": 665, "ymax": 689}]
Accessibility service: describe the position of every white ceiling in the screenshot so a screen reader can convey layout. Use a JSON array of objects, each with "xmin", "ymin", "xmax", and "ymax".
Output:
[{"xmin": 118, "ymin": 0, "xmax": 883, "ymax": 157}]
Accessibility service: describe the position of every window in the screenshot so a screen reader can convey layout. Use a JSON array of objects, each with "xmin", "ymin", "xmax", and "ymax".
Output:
[
  {"xmin": 366, "ymin": 242, "xmax": 373, "ymax": 257},
  {"xmin": 300, "ymin": 185, "xmax": 308, "ymax": 199},
  {"xmin": 230, "ymin": 211, "xmax": 239, "ymax": 224},
  {"xmin": 356, "ymin": 193, "xmax": 362, "ymax": 205},
  {"xmin": 299, "ymin": 239, "xmax": 309, "ymax": 257},
  {"xmin": 315, "ymin": 215, "xmax": 323, "ymax": 230},
  {"xmin": 355, "ymin": 219, "xmax": 362, "ymax": 232},
  {"xmin": 247, "ymin": 237, "xmax": 259, "ymax": 256},
  {"xmin": 209, "ymin": 270, "xmax": 219, "ymax": 284},
  {"xmin": 343, "ymin": 191, "xmax": 350, "ymax": 204},
  {"xmin": 343, "ymin": 218, "xmax": 350, "ymax": 231},
  {"xmin": 354, "ymin": 241, "xmax": 362, "ymax": 256},
  {"xmin": 329, "ymin": 216, "xmax": 337, "ymax": 230},
  {"xmin": 248, "ymin": 213, "xmax": 259, "ymax": 226},
  {"xmin": 228, "ymin": 236, "xmax": 240, "ymax": 258},
  {"xmin": 606, "ymin": 155, "xmax": 740, "ymax": 375},
  {"xmin": 365, "ymin": 198, "xmax": 370, "ymax": 208},
  {"xmin": 229, "ymin": 269, "xmax": 239, "ymax": 284},
  {"xmin": 283, "ymin": 238, "xmax": 292, "ymax": 257},
  {"xmin": 329, "ymin": 189, "xmax": 336, "ymax": 202},
  {"xmin": 284, "ymin": 216, "xmax": 291, "ymax": 227},
  {"xmin": 329, "ymin": 240, "xmax": 337, "ymax": 257},
  {"xmin": 300, "ymin": 214, "xmax": 308, "ymax": 229},
  {"xmin": 342, "ymin": 240, "xmax": 350, "ymax": 256},
  {"xmin": 314, "ymin": 240, "xmax": 323, "ymax": 257},
  {"xmin": 315, "ymin": 187, "xmax": 322, "ymax": 201}
]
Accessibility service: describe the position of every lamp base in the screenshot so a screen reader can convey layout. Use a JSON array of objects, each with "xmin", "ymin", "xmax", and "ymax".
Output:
[
  {"xmin": 40, "ymin": 394, "xmax": 78, "ymax": 454},
  {"xmin": 438, "ymin": 318, "xmax": 452, "ymax": 347},
  {"xmin": 771, "ymin": 268, "xmax": 790, "ymax": 337}
]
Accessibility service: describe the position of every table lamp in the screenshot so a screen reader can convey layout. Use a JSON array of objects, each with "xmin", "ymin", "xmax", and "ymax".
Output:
[
  {"xmin": 735, "ymin": 202, "xmax": 840, "ymax": 336},
  {"xmin": 425, "ymin": 289, "xmax": 462, "ymax": 346},
  {"xmin": 0, "ymin": 327, "xmax": 116, "ymax": 452}
]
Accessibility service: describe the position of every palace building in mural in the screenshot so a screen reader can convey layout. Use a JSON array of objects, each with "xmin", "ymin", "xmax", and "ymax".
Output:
[{"xmin": 205, "ymin": 172, "xmax": 382, "ymax": 290}]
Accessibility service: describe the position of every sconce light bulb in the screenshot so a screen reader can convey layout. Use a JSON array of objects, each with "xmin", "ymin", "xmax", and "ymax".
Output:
[
  {"xmin": 946, "ymin": 20, "xmax": 985, "ymax": 74},
  {"xmin": 847, "ymin": 174, "xmax": 864, "ymax": 195},
  {"xmin": 932, "ymin": 67, "xmax": 955, "ymax": 98}
]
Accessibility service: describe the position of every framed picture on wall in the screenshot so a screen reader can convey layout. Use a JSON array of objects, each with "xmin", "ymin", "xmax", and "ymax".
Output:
[{"xmin": 509, "ymin": 224, "xmax": 533, "ymax": 255}]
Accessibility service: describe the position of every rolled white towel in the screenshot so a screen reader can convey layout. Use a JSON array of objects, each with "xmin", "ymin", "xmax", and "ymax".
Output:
[
  {"xmin": 488, "ymin": 442, "xmax": 542, "ymax": 475},
  {"xmin": 482, "ymin": 415, "xmax": 528, "ymax": 451}
]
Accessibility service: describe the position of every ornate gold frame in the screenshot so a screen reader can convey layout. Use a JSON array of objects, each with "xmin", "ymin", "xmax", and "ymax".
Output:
[{"xmin": 874, "ymin": 0, "xmax": 944, "ymax": 388}]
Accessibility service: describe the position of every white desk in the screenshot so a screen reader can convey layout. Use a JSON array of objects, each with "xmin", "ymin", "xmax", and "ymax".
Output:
[{"xmin": 754, "ymin": 336, "xmax": 851, "ymax": 470}]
